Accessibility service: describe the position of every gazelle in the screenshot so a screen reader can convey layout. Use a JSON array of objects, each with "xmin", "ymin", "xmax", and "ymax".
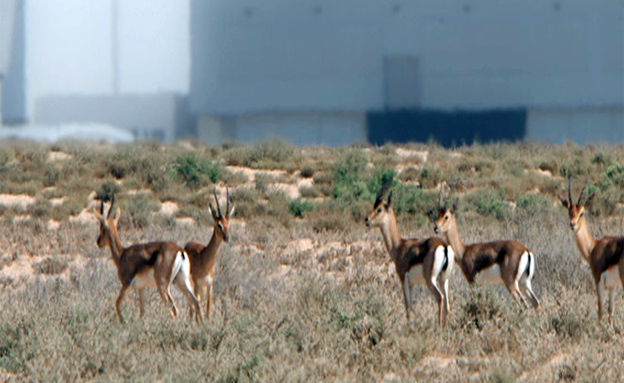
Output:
[
  {"xmin": 93, "ymin": 196, "xmax": 201, "ymax": 323},
  {"xmin": 561, "ymin": 176, "xmax": 624, "ymax": 323},
  {"xmin": 184, "ymin": 188, "xmax": 234, "ymax": 318},
  {"xmin": 365, "ymin": 180, "xmax": 454, "ymax": 327},
  {"xmin": 433, "ymin": 189, "xmax": 540, "ymax": 309}
]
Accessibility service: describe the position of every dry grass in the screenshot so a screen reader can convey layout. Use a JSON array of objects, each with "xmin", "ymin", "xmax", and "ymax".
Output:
[{"xmin": 0, "ymin": 140, "xmax": 623, "ymax": 382}]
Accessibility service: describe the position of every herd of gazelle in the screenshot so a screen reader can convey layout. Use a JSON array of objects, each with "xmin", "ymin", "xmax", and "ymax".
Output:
[
  {"xmin": 93, "ymin": 189, "xmax": 232, "ymax": 323},
  {"xmin": 91, "ymin": 175, "xmax": 623, "ymax": 327},
  {"xmin": 366, "ymin": 176, "xmax": 623, "ymax": 327}
]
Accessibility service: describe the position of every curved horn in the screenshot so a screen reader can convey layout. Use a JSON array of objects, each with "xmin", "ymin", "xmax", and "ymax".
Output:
[
  {"xmin": 226, "ymin": 187, "xmax": 231, "ymax": 217},
  {"xmin": 100, "ymin": 199, "xmax": 105, "ymax": 216},
  {"xmin": 374, "ymin": 178, "xmax": 393, "ymax": 208},
  {"xmin": 567, "ymin": 174, "xmax": 573, "ymax": 207},
  {"xmin": 438, "ymin": 185, "xmax": 444, "ymax": 210},
  {"xmin": 577, "ymin": 176, "xmax": 589, "ymax": 206},
  {"xmin": 214, "ymin": 188, "xmax": 223, "ymax": 218},
  {"xmin": 108, "ymin": 193, "xmax": 116, "ymax": 219}
]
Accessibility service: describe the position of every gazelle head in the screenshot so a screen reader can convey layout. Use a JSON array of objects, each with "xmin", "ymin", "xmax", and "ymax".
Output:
[
  {"xmin": 365, "ymin": 179, "xmax": 394, "ymax": 228},
  {"xmin": 433, "ymin": 185, "xmax": 458, "ymax": 236},
  {"xmin": 92, "ymin": 194, "xmax": 121, "ymax": 249},
  {"xmin": 209, "ymin": 187, "xmax": 235, "ymax": 243},
  {"xmin": 561, "ymin": 175, "xmax": 595, "ymax": 232}
]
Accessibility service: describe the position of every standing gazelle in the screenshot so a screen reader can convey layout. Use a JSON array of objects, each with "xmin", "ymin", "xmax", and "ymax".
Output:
[
  {"xmin": 184, "ymin": 188, "xmax": 234, "ymax": 318},
  {"xmin": 365, "ymin": 180, "xmax": 454, "ymax": 327},
  {"xmin": 433, "ymin": 189, "xmax": 540, "ymax": 309},
  {"xmin": 561, "ymin": 176, "xmax": 624, "ymax": 323},
  {"xmin": 93, "ymin": 196, "xmax": 201, "ymax": 323}
]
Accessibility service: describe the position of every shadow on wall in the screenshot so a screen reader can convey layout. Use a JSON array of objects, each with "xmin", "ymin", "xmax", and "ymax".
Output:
[{"xmin": 367, "ymin": 109, "xmax": 527, "ymax": 147}]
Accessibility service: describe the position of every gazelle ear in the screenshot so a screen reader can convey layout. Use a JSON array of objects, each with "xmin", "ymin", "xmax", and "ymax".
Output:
[
  {"xmin": 91, "ymin": 206, "xmax": 107, "ymax": 226},
  {"xmin": 112, "ymin": 207, "xmax": 121, "ymax": 226},
  {"xmin": 228, "ymin": 205, "xmax": 236, "ymax": 218},
  {"xmin": 585, "ymin": 193, "xmax": 596, "ymax": 208}
]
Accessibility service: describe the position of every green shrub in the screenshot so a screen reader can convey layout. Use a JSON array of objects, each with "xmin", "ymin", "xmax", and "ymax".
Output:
[
  {"xmin": 123, "ymin": 194, "xmax": 160, "ymax": 228},
  {"xmin": 467, "ymin": 188, "xmax": 510, "ymax": 220},
  {"xmin": 288, "ymin": 199, "xmax": 316, "ymax": 218},
  {"xmin": 174, "ymin": 155, "xmax": 220, "ymax": 189},
  {"xmin": 419, "ymin": 165, "xmax": 443, "ymax": 189}
]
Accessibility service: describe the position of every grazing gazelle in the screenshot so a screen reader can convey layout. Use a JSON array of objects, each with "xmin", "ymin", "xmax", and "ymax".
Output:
[
  {"xmin": 433, "ymin": 189, "xmax": 540, "ymax": 309},
  {"xmin": 365, "ymin": 180, "xmax": 454, "ymax": 327},
  {"xmin": 93, "ymin": 196, "xmax": 201, "ymax": 323},
  {"xmin": 561, "ymin": 176, "xmax": 624, "ymax": 323},
  {"xmin": 184, "ymin": 188, "xmax": 234, "ymax": 318}
]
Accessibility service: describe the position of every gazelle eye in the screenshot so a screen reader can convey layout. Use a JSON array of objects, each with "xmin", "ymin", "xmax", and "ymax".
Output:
[
  {"xmin": 377, "ymin": 208, "xmax": 382, "ymax": 213},
  {"xmin": 444, "ymin": 215, "xmax": 449, "ymax": 220}
]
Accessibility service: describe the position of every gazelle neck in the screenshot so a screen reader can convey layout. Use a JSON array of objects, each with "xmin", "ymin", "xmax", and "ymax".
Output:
[
  {"xmin": 203, "ymin": 228, "xmax": 224, "ymax": 262},
  {"xmin": 378, "ymin": 210, "xmax": 403, "ymax": 260},
  {"xmin": 107, "ymin": 227, "xmax": 124, "ymax": 267},
  {"xmin": 573, "ymin": 219, "xmax": 597, "ymax": 262},
  {"xmin": 444, "ymin": 219, "xmax": 466, "ymax": 260}
]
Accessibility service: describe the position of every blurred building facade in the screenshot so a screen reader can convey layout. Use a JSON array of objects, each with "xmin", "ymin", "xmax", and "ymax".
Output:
[
  {"xmin": 0, "ymin": 0, "xmax": 27, "ymax": 125},
  {"xmin": 190, "ymin": 0, "xmax": 623, "ymax": 146}
]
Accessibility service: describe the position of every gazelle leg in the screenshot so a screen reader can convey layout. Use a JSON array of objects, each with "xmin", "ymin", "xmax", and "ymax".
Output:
[
  {"xmin": 116, "ymin": 285, "xmax": 130, "ymax": 324},
  {"xmin": 158, "ymin": 285, "xmax": 178, "ymax": 318},
  {"xmin": 402, "ymin": 273, "xmax": 412, "ymax": 321},
  {"xmin": 175, "ymin": 276, "xmax": 202, "ymax": 322},
  {"xmin": 427, "ymin": 277, "xmax": 445, "ymax": 327},
  {"xmin": 443, "ymin": 278, "xmax": 450, "ymax": 317},
  {"xmin": 596, "ymin": 278, "xmax": 605, "ymax": 321},
  {"xmin": 519, "ymin": 278, "xmax": 540, "ymax": 309},
  {"xmin": 608, "ymin": 288, "xmax": 616, "ymax": 325},
  {"xmin": 138, "ymin": 288, "xmax": 147, "ymax": 318},
  {"xmin": 206, "ymin": 283, "xmax": 214, "ymax": 317}
]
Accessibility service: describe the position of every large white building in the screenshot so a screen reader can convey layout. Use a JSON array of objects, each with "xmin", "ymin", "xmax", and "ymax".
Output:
[
  {"xmin": 0, "ymin": 0, "xmax": 26, "ymax": 125},
  {"xmin": 190, "ymin": 1, "xmax": 623, "ymax": 146}
]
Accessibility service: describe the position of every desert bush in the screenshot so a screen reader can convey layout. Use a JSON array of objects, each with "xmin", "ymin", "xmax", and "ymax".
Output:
[
  {"xmin": 288, "ymin": 199, "xmax": 316, "ymax": 218},
  {"xmin": 123, "ymin": 193, "xmax": 160, "ymax": 228},
  {"xmin": 419, "ymin": 165, "xmax": 443, "ymax": 189},
  {"xmin": 299, "ymin": 185, "xmax": 320, "ymax": 198},
  {"xmin": 174, "ymin": 155, "xmax": 220, "ymax": 189},
  {"xmin": 466, "ymin": 188, "xmax": 511, "ymax": 220},
  {"xmin": 34, "ymin": 256, "xmax": 69, "ymax": 275}
]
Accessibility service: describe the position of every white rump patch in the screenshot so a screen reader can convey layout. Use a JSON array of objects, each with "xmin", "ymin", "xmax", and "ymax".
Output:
[
  {"xmin": 516, "ymin": 251, "xmax": 530, "ymax": 281},
  {"xmin": 475, "ymin": 264, "xmax": 503, "ymax": 285},
  {"xmin": 603, "ymin": 266, "xmax": 623, "ymax": 290},
  {"xmin": 131, "ymin": 268, "xmax": 156, "ymax": 289}
]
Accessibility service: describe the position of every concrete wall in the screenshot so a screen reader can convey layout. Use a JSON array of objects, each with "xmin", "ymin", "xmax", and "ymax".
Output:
[
  {"xmin": 198, "ymin": 112, "xmax": 366, "ymax": 146},
  {"xmin": 526, "ymin": 108, "xmax": 624, "ymax": 145},
  {"xmin": 190, "ymin": 1, "xmax": 623, "ymax": 115}
]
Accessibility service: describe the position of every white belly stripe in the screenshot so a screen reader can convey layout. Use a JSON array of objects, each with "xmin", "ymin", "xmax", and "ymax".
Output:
[
  {"xmin": 130, "ymin": 268, "xmax": 157, "ymax": 289},
  {"xmin": 603, "ymin": 266, "xmax": 623, "ymax": 289},
  {"xmin": 407, "ymin": 264, "xmax": 426, "ymax": 286},
  {"xmin": 475, "ymin": 264, "xmax": 503, "ymax": 285}
]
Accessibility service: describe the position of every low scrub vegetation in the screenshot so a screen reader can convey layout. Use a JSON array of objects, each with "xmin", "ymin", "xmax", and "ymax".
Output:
[{"xmin": 0, "ymin": 140, "xmax": 622, "ymax": 381}]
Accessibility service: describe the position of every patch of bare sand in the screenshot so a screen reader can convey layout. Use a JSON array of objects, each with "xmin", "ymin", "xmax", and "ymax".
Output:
[
  {"xmin": 160, "ymin": 201, "xmax": 179, "ymax": 216},
  {"xmin": 284, "ymin": 238, "xmax": 314, "ymax": 255},
  {"xmin": 50, "ymin": 197, "xmax": 64, "ymax": 206},
  {"xmin": 47, "ymin": 219, "xmax": 61, "ymax": 231},
  {"xmin": 0, "ymin": 253, "xmax": 90, "ymax": 286},
  {"xmin": 269, "ymin": 183, "xmax": 300, "ymax": 199},
  {"xmin": 0, "ymin": 194, "xmax": 35, "ymax": 208},
  {"xmin": 396, "ymin": 148, "xmax": 428, "ymax": 163},
  {"xmin": 175, "ymin": 217, "xmax": 195, "ymax": 226},
  {"xmin": 69, "ymin": 209, "xmax": 98, "ymax": 225},
  {"xmin": 226, "ymin": 166, "xmax": 288, "ymax": 183},
  {"xmin": 48, "ymin": 151, "xmax": 72, "ymax": 161}
]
